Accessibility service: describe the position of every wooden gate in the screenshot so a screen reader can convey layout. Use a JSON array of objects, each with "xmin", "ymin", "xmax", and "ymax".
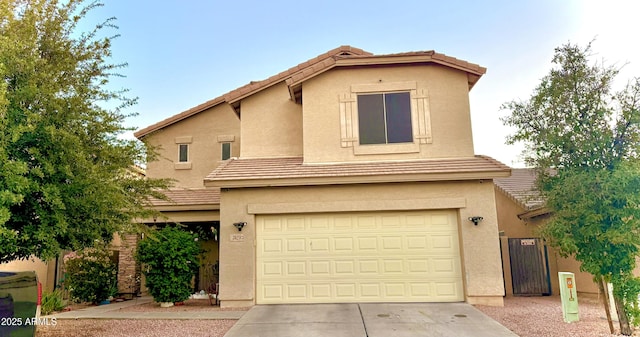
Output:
[{"xmin": 508, "ymin": 238, "xmax": 551, "ymax": 295}]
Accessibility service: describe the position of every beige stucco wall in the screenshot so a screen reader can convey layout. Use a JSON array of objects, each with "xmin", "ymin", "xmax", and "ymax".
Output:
[
  {"xmin": 301, "ymin": 65, "xmax": 475, "ymax": 163},
  {"xmin": 494, "ymin": 187, "xmax": 601, "ymax": 295},
  {"xmin": 239, "ymin": 82, "xmax": 303, "ymax": 158},
  {"xmin": 555, "ymin": 255, "xmax": 599, "ymax": 294},
  {"xmin": 144, "ymin": 104, "xmax": 240, "ymax": 188},
  {"xmin": 0, "ymin": 257, "xmax": 55, "ymax": 292},
  {"xmin": 218, "ymin": 180, "xmax": 504, "ymax": 307}
]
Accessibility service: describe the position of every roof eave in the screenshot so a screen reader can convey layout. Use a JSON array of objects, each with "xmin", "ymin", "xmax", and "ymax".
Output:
[
  {"xmin": 134, "ymin": 97, "xmax": 227, "ymax": 139},
  {"xmin": 518, "ymin": 206, "xmax": 550, "ymax": 220},
  {"xmin": 334, "ymin": 55, "xmax": 485, "ymax": 74},
  {"xmin": 494, "ymin": 184, "xmax": 530, "ymax": 210},
  {"xmin": 134, "ymin": 47, "xmax": 486, "ymax": 138},
  {"xmin": 286, "ymin": 55, "xmax": 486, "ymax": 93},
  {"xmin": 150, "ymin": 204, "xmax": 220, "ymax": 212},
  {"xmin": 204, "ymin": 170, "xmax": 511, "ymax": 189},
  {"xmin": 226, "ymin": 80, "xmax": 292, "ymax": 107}
]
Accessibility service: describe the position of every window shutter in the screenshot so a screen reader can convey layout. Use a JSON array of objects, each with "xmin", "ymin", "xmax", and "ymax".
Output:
[
  {"xmin": 412, "ymin": 89, "xmax": 432, "ymax": 144},
  {"xmin": 339, "ymin": 93, "xmax": 357, "ymax": 147}
]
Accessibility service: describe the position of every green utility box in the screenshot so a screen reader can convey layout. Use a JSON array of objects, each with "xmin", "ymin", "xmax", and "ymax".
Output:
[
  {"xmin": 558, "ymin": 272, "xmax": 579, "ymax": 323},
  {"xmin": 0, "ymin": 271, "xmax": 39, "ymax": 337}
]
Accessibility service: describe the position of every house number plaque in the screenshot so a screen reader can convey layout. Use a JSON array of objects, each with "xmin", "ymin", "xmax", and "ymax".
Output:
[
  {"xmin": 520, "ymin": 239, "xmax": 536, "ymax": 246},
  {"xmin": 230, "ymin": 234, "xmax": 245, "ymax": 242}
]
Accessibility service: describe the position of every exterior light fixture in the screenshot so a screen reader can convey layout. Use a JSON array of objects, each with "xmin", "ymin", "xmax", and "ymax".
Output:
[
  {"xmin": 468, "ymin": 216, "xmax": 483, "ymax": 226},
  {"xmin": 233, "ymin": 222, "xmax": 247, "ymax": 231}
]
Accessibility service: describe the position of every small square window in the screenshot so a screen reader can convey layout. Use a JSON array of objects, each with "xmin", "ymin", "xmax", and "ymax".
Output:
[
  {"xmin": 178, "ymin": 144, "xmax": 189, "ymax": 162},
  {"xmin": 358, "ymin": 92, "xmax": 412, "ymax": 145},
  {"xmin": 221, "ymin": 143, "xmax": 231, "ymax": 161}
]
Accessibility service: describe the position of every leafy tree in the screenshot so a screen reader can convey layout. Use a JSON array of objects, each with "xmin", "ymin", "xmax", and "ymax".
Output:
[
  {"xmin": 136, "ymin": 226, "xmax": 200, "ymax": 304},
  {"xmin": 502, "ymin": 42, "xmax": 640, "ymax": 335},
  {"xmin": 0, "ymin": 0, "xmax": 170, "ymax": 263}
]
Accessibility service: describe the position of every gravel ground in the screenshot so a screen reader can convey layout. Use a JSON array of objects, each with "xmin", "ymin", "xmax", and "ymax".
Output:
[
  {"xmin": 36, "ymin": 295, "xmax": 637, "ymax": 337},
  {"xmin": 475, "ymin": 295, "xmax": 634, "ymax": 337},
  {"xmin": 35, "ymin": 299, "xmax": 242, "ymax": 337},
  {"xmin": 35, "ymin": 319, "xmax": 236, "ymax": 337}
]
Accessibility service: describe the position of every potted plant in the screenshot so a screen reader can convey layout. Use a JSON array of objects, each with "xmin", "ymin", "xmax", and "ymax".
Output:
[{"xmin": 136, "ymin": 225, "xmax": 200, "ymax": 307}]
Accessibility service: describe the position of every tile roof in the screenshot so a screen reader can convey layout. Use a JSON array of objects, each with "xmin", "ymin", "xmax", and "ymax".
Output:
[
  {"xmin": 149, "ymin": 188, "xmax": 220, "ymax": 207},
  {"xmin": 134, "ymin": 96, "xmax": 227, "ymax": 140},
  {"xmin": 293, "ymin": 49, "xmax": 487, "ymax": 82},
  {"xmin": 204, "ymin": 156, "xmax": 510, "ymax": 188},
  {"xmin": 493, "ymin": 168, "xmax": 544, "ymax": 210},
  {"xmin": 134, "ymin": 46, "xmax": 371, "ymax": 139},
  {"xmin": 135, "ymin": 45, "xmax": 486, "ymax": 139},
  {"xmin": 224, "ymin": 46, "xmax": 372, "ymax": 104}
]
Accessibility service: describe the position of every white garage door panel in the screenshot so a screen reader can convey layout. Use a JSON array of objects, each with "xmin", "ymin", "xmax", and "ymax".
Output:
[{"xmin": 257, "ymin": 211, "xmax": 463, "ymax": 304}]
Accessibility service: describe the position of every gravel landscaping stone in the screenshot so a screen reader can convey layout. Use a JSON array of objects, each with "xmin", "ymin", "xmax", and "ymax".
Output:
[
  {"xmin": 476, "ymin": 295, "xmax": 636, "ymax": 337},
  {"xmin": 37, "ymin": 294, "xmax": 638, "ymax": 336},
  {"xmin": 36, "ymin": 319, "xmax": 236, "ymax": 337}
]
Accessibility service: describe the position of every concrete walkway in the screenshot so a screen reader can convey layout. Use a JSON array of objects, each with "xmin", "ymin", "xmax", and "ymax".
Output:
[
  {"xmin": 224, "ymin": 303, "xmax": 518, "ymax": 337},
  {"xmin": 46, "ymin": 296, "xmax": 247, "ymax": 320}
]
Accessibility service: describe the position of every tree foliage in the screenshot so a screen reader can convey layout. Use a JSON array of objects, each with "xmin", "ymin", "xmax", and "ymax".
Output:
[
  {"xmin": 64, "ymin": 247, "xmax": 117, "ymax": 303},
  {"xmin": 0, "ymin": 0, "xmax": 170, "ymax": 263},
  {"xmin": 136, "ymin": 226, "xmax": 200, "ymax": 304},
  {"xmin": 503, "ymin": 42, "xmax": 640, "ymax": 172},
  {"xmin": 502, "ymin": 42, "xmax": 640, "ymax": 333},
  {"xmin": 541, "ymin": 164, "xmax": 640, "ymax": 273}
]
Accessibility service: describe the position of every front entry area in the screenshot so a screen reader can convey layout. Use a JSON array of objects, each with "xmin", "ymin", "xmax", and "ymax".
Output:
[{"xmin": 256, "ymin": 210, "xmax": 463, "ymax": 304}]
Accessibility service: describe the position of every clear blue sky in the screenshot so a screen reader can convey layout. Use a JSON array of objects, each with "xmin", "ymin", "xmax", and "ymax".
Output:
[{"xmin": 82, "ymin": 0, "xmax": 640, "ymax": 167}]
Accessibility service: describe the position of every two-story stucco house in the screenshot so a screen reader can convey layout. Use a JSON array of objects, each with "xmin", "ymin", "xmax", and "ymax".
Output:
[{"xmin": 135, "ymin": 46, "xmax": 511, "ymax": 308}]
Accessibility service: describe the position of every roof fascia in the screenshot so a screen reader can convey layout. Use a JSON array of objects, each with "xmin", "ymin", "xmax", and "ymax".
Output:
[
  {"xmin": 134, "ymin": 97, "xmax": 229, "ymax": 139},
  {"xmin": 151, "ymin": 204, "xmax": 220, "ymax": 212},
  {"xmin": 204, "ymin": 170, "xmax": 511, "ymax": 189},
  {"xmin": 285, "ymin": 55, "xmax": 487, "ymax": 96},
  {"xmin": 518, "ymin": 206, "xmax": 550, "ymax": 220},
  {"xmin": 135, "ymin": 48, "xmax": 486, "ymax": 138}
]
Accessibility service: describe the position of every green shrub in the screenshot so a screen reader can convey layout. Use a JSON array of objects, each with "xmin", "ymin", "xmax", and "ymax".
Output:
[
  {"xmin": 64, "ymin": 249, "xmax": 118, "ymax": 303},
  {"xmin": 136, "ymin": 226, "xmax": 200, "ymax": 303},
  {"xmin": 40, "ymin": 289, "xmax": 66, "ymax": 315}
]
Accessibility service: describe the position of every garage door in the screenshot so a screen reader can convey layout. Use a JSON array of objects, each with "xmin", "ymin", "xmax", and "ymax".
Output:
[{"xmin": 256, "ymin": 210, "xmax": 463, "ymax": 304}]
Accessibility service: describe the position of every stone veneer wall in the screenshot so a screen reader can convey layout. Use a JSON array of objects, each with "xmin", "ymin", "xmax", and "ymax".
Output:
[{"xmin": 117, "ymin": 233, "xmax": 140, "ymax": 297}]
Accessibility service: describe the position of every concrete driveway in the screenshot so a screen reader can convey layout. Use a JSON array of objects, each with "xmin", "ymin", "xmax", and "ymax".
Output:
[{"xmin": 223, "ymin": 302, "xmax": 517, "ymax": 337}]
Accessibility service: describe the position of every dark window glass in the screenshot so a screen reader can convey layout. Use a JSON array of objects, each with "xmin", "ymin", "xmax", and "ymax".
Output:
[
  {"xmin": 385, "ymin": 92, "xmax": 413, "ymax": 143},
  {"xmin": 358, "ymin": 92, "xmax": 412, "ymax": 145},
  {"xmin": 358, "ymin": 94, "xmax": 386, "ymax": 144},
  {"xmin": 179, "ymin": 144, "xmax": 188, "ymax": 162},
  {"xmin": 221, "ymin": 143, "xmax": 231, "ymax": 160}
]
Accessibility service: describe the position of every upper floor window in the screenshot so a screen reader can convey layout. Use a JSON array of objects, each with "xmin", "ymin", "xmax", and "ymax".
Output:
[
  {"xmin": 357, "ymin": 92, "xmax": 412, "ymax": 145},
  {"xmin": 221, "ymin": 142, "xmax": 231, "ymax": 160},
  {"xmin": 339, "ymin": 81, "xmax": 431, "ymax": 155},
  {"xmin": 178, "ymin": 144, "xmax": 189, "ymax": 162}
]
